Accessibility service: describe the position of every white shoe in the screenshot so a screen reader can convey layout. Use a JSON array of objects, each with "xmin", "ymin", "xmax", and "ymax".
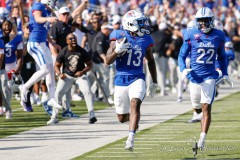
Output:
[
  {"xmin": 125, "ymin": 136, "xmax": 134, "ymax": 151},
  {"xmin": 72, "ymin": 93, "xmax": 83, "ymax": 101},
  {"xmin": 41, "ymin": 93, "xmax": 49, "ymax": 103},
  {"xmin": 47, "ymin": 98, "xmax": 62, "ymax": 109},
  {"xmin": 5, "ymin": 110, "xmax": 12, "ymax": 119},
  {"xmin": 176, "ymin": 97, "xmax": 182, "ymax": 103},
  {"xmin": 107, "ymin": 97, "xmax": 114, "ymax": 105},
  {"xmin": 47, "ymin": 118, "xmax": 59, "ymax": 125},
  {"xmin": 19, "ymin": 85, "xmax": 28, "ymax": 102},
  {"xmin": 198, "ymin": 136, "xmax": 206, "ymax": 150},
  {"xmin": 20, "ymin": 100, "xmax": 28, "ymax": 112},
  {"xmin": 187, "ymin": 112, "xmax": 203, "ymax": 123}
]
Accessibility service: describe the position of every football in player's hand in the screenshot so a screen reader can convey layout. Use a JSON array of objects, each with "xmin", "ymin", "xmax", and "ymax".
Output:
[
  {"xmin": 117, "ymin": 37, "xmax": 128, "ymax": 43},
  {"xmin": 115, "ymin": 37, "xmax": 128, "ymax": 57}
]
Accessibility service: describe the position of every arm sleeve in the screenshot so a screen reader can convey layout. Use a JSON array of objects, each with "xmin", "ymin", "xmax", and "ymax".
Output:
[
  {"xmin": 216, "ymin": 46, "xmax": 228, "ymax": 76},
  {"xmin": 227, "ymin": 50, "xmax": 235, "ymax": 61},
  {"xmin": 215, "ymin": 32, "xmax": 228, "ymax": 76},
  {"xmin": 178, "ymin": 41, "xmax": 191, "ymax": 72}
]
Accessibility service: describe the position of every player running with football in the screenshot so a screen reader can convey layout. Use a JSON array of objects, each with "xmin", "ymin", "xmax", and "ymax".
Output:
[
  {"xmin": 178, "ymin": 7, "xmax": 228, "ymax": 150},
  {"xmin": 106, "ymin": 9, "xmax": 157, "ymax": 151}
]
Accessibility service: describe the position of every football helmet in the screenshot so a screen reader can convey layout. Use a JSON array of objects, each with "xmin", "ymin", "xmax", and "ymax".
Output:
[
  {"xmin": 122, "ymin": 9, "xmax": 150, "ymax": 37},
  {"xmin": 0, "ymin": 7, "xmax": 9, "ymax": 21},
  {"xmin": 41, "ymin": 0, "xmax": 57, "ymax": 9},
  {"xmin": 195, "ymin": 7, "xmax": 215, "ymax": 33},
  {"xmin": 214, "ymin": 19, "xmax": 223, "ymax": 31}
]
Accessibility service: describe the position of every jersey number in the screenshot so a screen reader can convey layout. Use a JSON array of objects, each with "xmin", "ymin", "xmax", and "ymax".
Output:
[
  {"xmin": 196, "ymin": 48, "xmax": 214, "ymax": 64},
  {"xmin": 127, "ymin": 49, "xmax": 142, "ymax": 66},
  {"xmin": 5, "ymin": 48, "xmax": 12, "ymax": 57}
]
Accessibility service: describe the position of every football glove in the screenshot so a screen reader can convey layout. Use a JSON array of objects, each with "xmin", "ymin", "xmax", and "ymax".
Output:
[
  {"xmin": 182, "ymin": 69, "xmax": 192, "ymax": 80},
  {"xmin": 148, "ymin": 83, "xmax": 158, "ymax": 98},
  {"xmin": 216, "ymin": 70, "xmax": 222, "ymax": 78},
  {"xmin": 223, "ymin": 75, "xmax": 233, "ymax": 88},
  {"xmin": 216, "ymin": 75, "xmax": 233, "ymax": 88},
  {"xmin": 114, "ymin": 37, "xmax": 129, "ymax": 57}
]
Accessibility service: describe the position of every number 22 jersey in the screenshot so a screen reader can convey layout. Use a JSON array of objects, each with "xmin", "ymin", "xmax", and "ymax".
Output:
[{"xmin": 178, "ymin": 28, "xmax": 227, "ymax": 83}]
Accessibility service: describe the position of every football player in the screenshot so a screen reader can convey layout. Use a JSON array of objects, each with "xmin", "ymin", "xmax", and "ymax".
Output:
[
  {"xmin": 0, "ymin": 7, "xmax": 12, "ymax": 119},
  {"xmin": 106, "ymin": 9, "xmax": 157, "ymax": 151},
  {"xmin": 18, "ymin": 0, "xmax": 62, "ymax": 124},
  {"xmin": 0, "ymin": 19, "xmax": 24, "ymax": 110},
  {"xmin": 178, "ymin": 7, "xmax": 228, "ymax": 150}
]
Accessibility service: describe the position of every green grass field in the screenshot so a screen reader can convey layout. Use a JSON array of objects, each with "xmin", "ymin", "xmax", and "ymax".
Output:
[
  {"xmin": 75, "ymin": 92, "xmax": 240, "ymax": 160},
  {"xmin": 0, "ymin": 100, "xmax": 108, "ymax": 138}
]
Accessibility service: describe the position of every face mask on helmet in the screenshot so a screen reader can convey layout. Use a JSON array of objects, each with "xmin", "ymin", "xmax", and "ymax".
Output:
[
  {"xmin": 195, "ymin": 7, "xmax": 215, "ymax": 33},
  {"xmin": 122, "ymin": 10, "xmax": 150, "ymax": 37}
]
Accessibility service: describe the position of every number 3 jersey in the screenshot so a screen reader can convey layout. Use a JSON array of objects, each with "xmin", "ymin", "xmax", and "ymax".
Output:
[
  {"xmin": 178, "ymin": 28, "xmax": 228, "ymax": 83},
  {"xmin": 4, "ymin": 35, "xmax": 23, "ymax": 64},
  {"xmin": 110, "ymin": 30, "xmax": 154, "ymax": 86}
]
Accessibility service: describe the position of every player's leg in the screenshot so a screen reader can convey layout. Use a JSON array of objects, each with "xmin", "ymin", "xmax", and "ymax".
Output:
[
  {"xmin": 76, "ymin": 74, "xmax": 97, "ymax": 123},
  {"xmin": 188, "ymin": 81, "xmax": 202, "ymax": 123},
  {"xmin": 0, "ymin": 70, "xmax": 12, "ymax": 119},
  {"xmin": 125, "ymin": 79, "xmax": 146, "ymax": 151},
  {"xmin": 42, "ymin": 44, "xmax": 62, "ymax": 109},
  {"xmin": 198, "ymin": 79, "xmax": 216, "ymax": 149},
  {"xmin": 20, "ymin": 42, "xmax": 50, "ymax": 102},
  {"xmin": 114, "ymin": 85, "xmax": 130, "ymax": 123}
]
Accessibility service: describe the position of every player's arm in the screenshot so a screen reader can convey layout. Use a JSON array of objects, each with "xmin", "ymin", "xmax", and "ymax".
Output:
[
  {"xmin": 33, "ymin": 10, "xmax": 57, "ymax": 24},
  {"xmin": 145, "ymin": 46, "xmax": 157, "ymax": 84},
  {"xmin": 0, "ymin": 45, "xmax": 4, "ymax": 69},
  {"xmin": 215, "ymin": 44, "xmax": 228, "ymax": 76},
  {"xmin": 106, "ymin": 41, "xmax": 117, "ymax": 65},
  {"xmin": 228, "ymin": 50, "xmax": 235, "ymax": 61},
  {"xmin": 15, "ymin": 42, "xmax": 24, "ymax": 75},
  {"xmin": 178, "ymin": 41, "xmax": 191, "ymax": 72}
]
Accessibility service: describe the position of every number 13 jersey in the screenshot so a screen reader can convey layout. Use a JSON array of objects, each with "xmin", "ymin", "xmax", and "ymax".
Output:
[{"xmin": 110, "ymin": 30, "xmax": 154, "ymax": 86}]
